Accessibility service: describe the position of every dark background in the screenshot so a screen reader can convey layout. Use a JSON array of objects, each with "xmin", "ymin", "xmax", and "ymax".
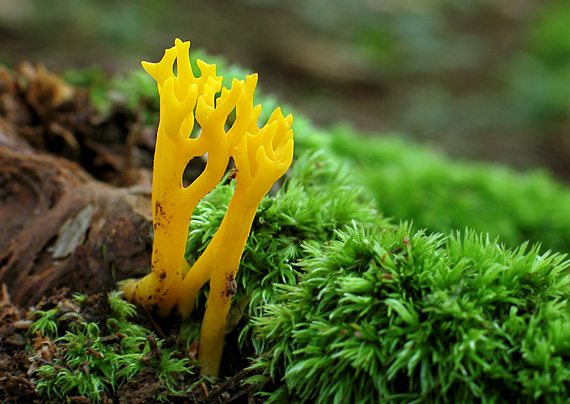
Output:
[{"xmin": 1, "ymin": 0, "xmax": 568, "ymax": 181}]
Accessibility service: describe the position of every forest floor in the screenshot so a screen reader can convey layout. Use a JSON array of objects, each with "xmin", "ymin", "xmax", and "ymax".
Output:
[{"xmin": 0, "ymin": 289, "xmax": 263, "ymax": 403}]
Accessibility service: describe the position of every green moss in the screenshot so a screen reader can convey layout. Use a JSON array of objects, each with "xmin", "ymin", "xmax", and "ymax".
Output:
[
  {"xmin": 29, "ymin": 292, "xmax": 193, "ymax": 403},
  {"xmin": 252, "ymin": 225, "xmax": 570, "ymax": 403},
  {"xmin": 326, "ymin": 126, "xmax": 570, "ymax": 253}
]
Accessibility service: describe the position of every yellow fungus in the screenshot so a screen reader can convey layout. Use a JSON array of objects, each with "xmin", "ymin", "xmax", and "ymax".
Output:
[{"xmin": 120, "ymin": 38, "xmax": 294, "ymax": 377}]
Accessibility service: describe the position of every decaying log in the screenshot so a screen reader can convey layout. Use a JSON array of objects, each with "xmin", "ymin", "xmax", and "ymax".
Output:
[
  {"xmin": 0, "ymin": 125, "xmax": 153, "ymax": 307},
  {"xmin": 0, "ymin": 62, "xmax": 155, "ymax": 187},
  {"xmin": 0, "ymin": 64, "xmax": 154, "ymax": 307}
]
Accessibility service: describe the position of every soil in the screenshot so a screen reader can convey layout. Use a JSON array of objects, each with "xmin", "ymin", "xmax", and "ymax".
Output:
[
  {"xmin": 0, "ymin": 288, "xmax": 266, "ymax": 403},
  {"xmin": 0, "ymin": 64, "xmax": 263, "ymax": 403}
]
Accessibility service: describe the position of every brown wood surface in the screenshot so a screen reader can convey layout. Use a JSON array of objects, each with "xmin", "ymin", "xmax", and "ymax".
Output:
[{"xmin": 0, "ymin": 63, "xmax": 153, "ymax": 307}]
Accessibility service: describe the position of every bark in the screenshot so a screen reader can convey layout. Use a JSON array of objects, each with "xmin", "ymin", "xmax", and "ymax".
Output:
[{"xmin": 0, "ymin": 63, "xmax": 154, "ymax": 307}]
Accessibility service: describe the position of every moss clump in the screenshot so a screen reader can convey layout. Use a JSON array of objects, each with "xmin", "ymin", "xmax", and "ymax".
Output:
[
  {"xmin": 253, "ymin": 225, "xmax": 570, "ymax": 403},
  {"xmin": 327, "ymin": 126, "xmax": 570, "ymax": 253},
  {"xmin": 29, "ymin": 292, "xmax": 193, "ymax": 403}
]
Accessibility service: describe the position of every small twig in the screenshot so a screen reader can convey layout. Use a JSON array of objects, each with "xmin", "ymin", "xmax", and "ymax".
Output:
[
  {"xmin": 98, "ymin": 333, "xmax": 126, "ymax": 343},
  {"xmin": 207, "ymin": 366, "xmax": 255, "ymax": 402},
  {"xmin": 221, "ymin": 387, "xmax": 248, "ymax": 404},
  {"xmin": 140, "ymin": 304, "xmax": 168, "ymax": 340},
  {"xmin": 145, "ymin": 334, "xmax": 162, "ymax": 361}
]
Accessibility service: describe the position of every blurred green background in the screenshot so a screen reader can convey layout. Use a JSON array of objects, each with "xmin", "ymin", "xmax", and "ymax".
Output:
[{"xmin": 1, "ymin": 0, "xmax": 569, "ymax": 181}]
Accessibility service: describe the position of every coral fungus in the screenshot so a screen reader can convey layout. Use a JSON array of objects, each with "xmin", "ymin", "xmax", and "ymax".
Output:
[{"xmin": 121, "ymin": 38, "xmax": 293, "ymax": 376}]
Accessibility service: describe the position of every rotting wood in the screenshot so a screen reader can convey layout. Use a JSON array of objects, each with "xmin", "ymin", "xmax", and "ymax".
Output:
[{"xmin": 0, "ymin": 63, "xmax": 156, "ymax": 307}]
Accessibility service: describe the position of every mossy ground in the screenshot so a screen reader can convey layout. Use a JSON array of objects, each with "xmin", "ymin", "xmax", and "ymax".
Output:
[{"xmin": 1, "ymin": 54, "xmax": 570, "ymax": 403}]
